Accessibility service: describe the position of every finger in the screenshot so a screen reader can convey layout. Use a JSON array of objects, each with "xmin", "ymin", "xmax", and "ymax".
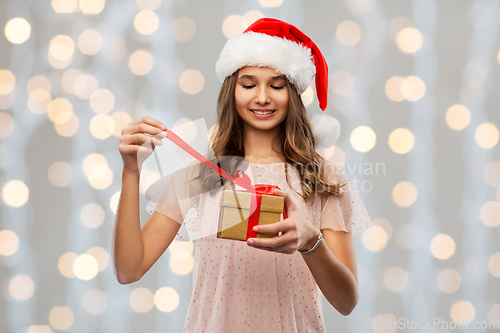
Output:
[
  {"xmin": 129, "ymin": 123, "xmax": 168, "ymax": 138},
  {"xmin": 273, "ymin": 189, "xmax": 297, "ymax": 215},
  {"xmin": 252, "ymin": 220, "xmax": 294, "ymax": 234},
  {"xmin": 247, "ymin": 233, "xmax": 295, "ymax": 250},
  {"xmin": 123, "ymin": 116, "xmax": 167, "ymax": 136},
  {"xmin": 120, "ymin": 133, "xmax": 164, "ymax": 147}
]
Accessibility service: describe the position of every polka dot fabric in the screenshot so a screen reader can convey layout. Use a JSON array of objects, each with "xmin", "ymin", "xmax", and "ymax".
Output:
[{"xmin": 145, "ymin": 159, "xmax": 372, "ymax": 332}]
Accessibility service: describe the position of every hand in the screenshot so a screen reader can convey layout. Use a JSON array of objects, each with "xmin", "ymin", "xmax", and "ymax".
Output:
[
  {"xmin": 246, "ymin": 188, "xmax": 321, "ymax": 254},
  {"xmin": 119, "ymin": 116, "xmax": 168, "ymax": 173}
]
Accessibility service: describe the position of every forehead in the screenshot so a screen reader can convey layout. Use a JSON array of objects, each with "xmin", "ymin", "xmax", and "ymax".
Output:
[{"xmin": 237, "ymin": 66, "xmax": 285, "ymax": 79}]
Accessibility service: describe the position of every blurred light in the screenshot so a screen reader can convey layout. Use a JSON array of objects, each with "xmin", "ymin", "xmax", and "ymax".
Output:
[
  {"xmin": 475, "ymin": 122, "xmax": 499, "ymax": 149},
  {"xmin": 258, "ymin": 0, "xmax": 283, "ymax": 7},
  {"xmin": 49, "ymin": 306, "xmax": 74, "ymax": 331},
  {"xmin": 0, "ymin": 230, "xmax": 19, "ymax": 256},
  {"xmin": 222, "ymin": 15, "xmax": 245, "ymax": 39},
  {"xmin": 48, "ymin": 98, "xmax": 73, "ymax": 124},
  {"xmin": 52, "ymin": 0, "xmax": 79, "ymax": 13},
  {"xmin": 87, "ymin": 164, "xmax": 113, "ymax": 190},
  {"xmin": 61, "ymin": 69, "xmax": 83, "ymax": 94},
  {"xmin": 74, "ymin": 74, "xmax": 99, "ymax": 99},
  {"xmin": 361, "ymin": 226, "xmax": 388, "ymax": 252},
  {"xmin": 102, "ymin": 36, "xmax": 126, "ymax": 61},
  {"xmin": 80, "ymin": 203, "xmax": 105, "ymax": 229},
  {"xmin": 48, "ymin": 35, "xmax": 75, "ymax": 69},
  {"xmin": 484, "ymin": 161, "xmax": 500, "ymax": 186},
  {"xmin": 171, "ymin": 17, "xmax": 196, "ymax": 41},
  {"xmin": 28, "ymin": 89, "xmax": 52, "ymax": 114},
  {"xmin": 0, "ymin": 92, "xmax": 14, "ymax": 109},
  {"xmin": 0, "ymin": 112, "xmax": 14, "ymax": 138},
  {"xmin": 110, "ymin": 191, "xmax": 120, "ymax": 214},
  {"xmin": 402, "ymin": 76, "xmax": 425, "ymax": 101},
  {"xmin": 388, "ymin": 128, "xmax": 415, "ymax": 154},
  {"xmin": 430, "ymin": 234, "xmax": 455, "ymax": 260},
  {"xmin": 322, "ymin": 145, "xmax": 346, "ymax": 168},
  {"xmin": 301, "ymin": 84, "xmax": 314, "ymax": 107},
  {"xmin": 73, "ymin": 254, "xmax": 99, "ymax": 280},
  {"xmin": 129, "ymin": 49, "xmax": 154, "ymax": 75},
  {"xmin": 82, "ymin": 289, "xmax": 107, "ymax": 315},
  {"xmin": 385, "ymin": 76, "xmax": 406, "ymax": 102},
  {"xmin": 136, "ymin": 0, "xmax": 161, "ymax": 10},
  {"xmin": 460, "ymin": 79, "xmax": 483, "ymax": 104},
  {"xmin": 350, "ymin": 126, "xmax": 376, "ymax": 152},
  {"xmin": 383, "ymin": 267, "xmax": 408, "ymax": 292},
  {"xmin": 242, "ymin": 10, "xmax": 265, "ymax": 28},
  {"xmin": 8, "ymin": 274, "xmax": 35, "ymax": 301},
  {"xmin": 462, "ymin": 62, "xmax": 488, "ymax": 83},
  {"xmin": 450, "ymin": 300, "xmax": 475, "ymax": 324},
  {"xmin": 373, "ymin": 218, "xmax": 393, "ymax": 239},
  {"xmin": 27, "ymin": 325, "xmax": 53, "ymax": 333},
  {"xmin": 372, "ymin": 314, "xmax": 397, "ymax": 333},
  {"xmin": 179, "ymin": 69, "xmax": 204, "ymax": 94},
  {"xmin": 389, "ymin": 17, "xmax": 413, "ymax": 38},
  {"xmin": 169, "ymin": 254, "xmax": 194, "ymax": 275},
  {"xmin": 27, "ymin": 75, "xmax": 52, "ymax": 94},
  {"xmin": 392, "ymin": 181, "xmax": 417, "ymax": 207},
  {"xmin": 54, "ymin": 113, "xmax": 79, "ymax": 137},
  {"xmin": 4, "ymin": 18, "xmax": 31, "ymax": 44},
  {"xmin": 89, "ymin": 89, "xmax": 115, "ymax": 114},
  {"xmin": 48, "ymin": 161, "xmax": 73, "ymax": 187},
  {"xmin": 395, "ymin": 27, "xmax": 423, "ymax": 53},
  {"xmin": 172, "ymin": 118, "xmax": 197, "ymax": 143},
  {"xmin": 2, "ymin": 180, "xmax": 29, "ymax": 207},
  {"xmin": 330, "ymin": 70, "xmax": 353, "ymax": 95},
  {"xmin": 488, "ymin": 304, "xmax": 500, "ymax": 325},
  {"xmin": 489, "ymin": 252, "xmax": 500, "ymax": 277},
  {"xmin": 134, "ymin": 10, "xmax": 159, "ymax": 35},
  {"xmin": 130, "ymin": 288, "xmax": 154, "ymax": 313},
  {"xmin": 437, "ymin": 268, "xmax": 461, "ymax": 293},
  {"xmin": 480, "ymin": 201, "xmax": 500, "ymax": 227},
  {"xmin": 154, "ymin": 287, "xmax": 179, "ymax": 312},
  {"xmin": 83, "ymin": 154, "xmax": 108, "ymax": 176},
  {"xmin": 393, "ymin": 224, "xmax": 418, "ymax": 249},
  {"xmin": 0, "ymin": 70, "xmax": 16, "ymax": 95},
  {"xmin": 446, "ymin": 104, "xmax": 470, "ymax": 130},
  {"xmin": 169, "ymin": 240, "xmax": 194, "ymax": 259},
  {"xmin": 79, "ymin": 0, "xmax": 105, "ymax": 15},
  {"xmin": 58, "ymin": 252, "xmax": 78, "ymax": 278},
  {"xmin": 163, "ymin": 60, "xmax": 187, "ymax": 86},
  {"xmin": 90, "ymin": 113, "xmax": 114, "ymax": 139},
  {"xmin": 78, "ymin": 29, "xmax": 103, "ymax": 55},
  {"xmin": 336, "ymin": 21, "xmax": 361, "ymax": 46},
  {"xmin": 86, "ymin": 246, "xmax": 109, "ymax": 272},
  {"xmin": 111, "ymin": 111, "xmax": 133, "ymax": 137}
]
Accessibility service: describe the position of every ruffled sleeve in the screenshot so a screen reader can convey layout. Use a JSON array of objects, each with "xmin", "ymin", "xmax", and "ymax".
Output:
[
  {"xmin": 144, "ymin": 157, "xmax": 202, "ymax": 226},
  {"xmin": 319, "ymin": 161, "xmax": 372, "ymax": 236}
]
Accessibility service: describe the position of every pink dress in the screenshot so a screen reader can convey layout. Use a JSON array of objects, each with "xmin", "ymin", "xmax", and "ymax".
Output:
[{"xmin": 146, "ymin": 157, "xmax": 372, "ymax": 332}]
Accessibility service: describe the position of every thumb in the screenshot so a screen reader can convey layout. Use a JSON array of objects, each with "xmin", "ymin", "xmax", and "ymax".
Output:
[{"xmin": 273, "ymin": 188, "xmax": 296, "ymax": 216}]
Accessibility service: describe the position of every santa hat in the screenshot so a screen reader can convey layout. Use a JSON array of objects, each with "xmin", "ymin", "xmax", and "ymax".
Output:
[{"xmin": 215, "ymin": 17, "xmax": 340, "ymax": 149}]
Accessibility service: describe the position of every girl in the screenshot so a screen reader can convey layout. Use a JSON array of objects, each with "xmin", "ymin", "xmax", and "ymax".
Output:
[{"xmin": 113, "ymin": 18, "xmax": 372, "ymax": 332}]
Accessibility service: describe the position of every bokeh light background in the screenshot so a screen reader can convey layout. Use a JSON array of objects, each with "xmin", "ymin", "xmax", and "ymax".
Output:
[{"xmin": 1, "ymin": 0, "xmax": 500, "ymax": 332}]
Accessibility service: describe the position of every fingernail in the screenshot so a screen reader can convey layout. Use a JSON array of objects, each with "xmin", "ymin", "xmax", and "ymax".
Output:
[
  {"xmin": 253, "ymin": 226, "xmax": 258, "ymax": 232},
  {"xmin": 248, "ymin": 239, "xmax": 254, "ymax": 245},
  {"xmin": 161, "ymin": 125, "xmax": 166, "ymax": 130}
]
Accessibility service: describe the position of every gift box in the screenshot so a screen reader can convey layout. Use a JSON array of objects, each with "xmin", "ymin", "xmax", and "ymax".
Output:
[{"xmin": 217, "ymin": 187, "xmax": 286, "ymax": 241}]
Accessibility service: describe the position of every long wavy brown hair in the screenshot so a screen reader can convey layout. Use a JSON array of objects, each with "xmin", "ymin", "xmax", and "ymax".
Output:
[{"xmin": 188, "ymin": 68, "xmax": 347, "ymax": 205}]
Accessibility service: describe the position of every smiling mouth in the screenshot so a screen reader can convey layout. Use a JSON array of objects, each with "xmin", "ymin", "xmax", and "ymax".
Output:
[{"xmin": 250, "ymin": 110, "xmax": 276, "ymax": 115}]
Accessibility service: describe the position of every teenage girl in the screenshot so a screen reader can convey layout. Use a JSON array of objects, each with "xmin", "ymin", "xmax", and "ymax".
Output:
[{"xmin": 113, "ymin": 18, "xmax": 371, "ymax": 332}]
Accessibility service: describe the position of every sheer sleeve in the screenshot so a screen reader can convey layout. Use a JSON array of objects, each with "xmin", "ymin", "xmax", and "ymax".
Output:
[
  {"xmin": 145, "ymin": 157, "xmax": 202, "ymax": 226},
  {"xmin": 319, "ymin": 161, "xmax": 372, "ymax": 236}
]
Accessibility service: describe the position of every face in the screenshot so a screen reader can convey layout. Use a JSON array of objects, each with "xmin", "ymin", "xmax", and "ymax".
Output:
[{"xmin": 234, "ymin": 66, "xmax": 289, "ymax": 133}]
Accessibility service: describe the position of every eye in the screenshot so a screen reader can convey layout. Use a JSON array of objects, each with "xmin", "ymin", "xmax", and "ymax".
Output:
[
  {"xmin": 272, "ymin": 86, "xmax": 284, "ymax": 90},
  {"xmin": 242, "ymin": 85, "xmax": 255, "ymax": 89}
]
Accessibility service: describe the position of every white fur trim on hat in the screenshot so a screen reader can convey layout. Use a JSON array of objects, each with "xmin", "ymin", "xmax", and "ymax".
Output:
[{"xmin": 215, "ymin": 31, "xmax": 315, "ymax": 95}]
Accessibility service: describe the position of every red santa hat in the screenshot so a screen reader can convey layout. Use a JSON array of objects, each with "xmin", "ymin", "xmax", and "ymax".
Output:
[{"xmin": 215, "ymin": 17, "xmax": 340, "ymax": 149}]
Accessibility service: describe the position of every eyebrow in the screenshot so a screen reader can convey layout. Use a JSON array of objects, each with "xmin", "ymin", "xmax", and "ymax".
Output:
[{"xmin": 237, "ymin": 75, "xmax": 285, "ymax": 81}]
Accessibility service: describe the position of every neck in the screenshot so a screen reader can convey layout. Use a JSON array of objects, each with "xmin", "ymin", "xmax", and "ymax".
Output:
[{"xmin": 242, "ymin": 123, "xmax": 284, "ymax": 161}]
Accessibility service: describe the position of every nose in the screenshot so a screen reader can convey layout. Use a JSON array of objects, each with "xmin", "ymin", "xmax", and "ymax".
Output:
[{"xmin": 255, "ymin": 85, "xmax": 271, "ymax": 105}]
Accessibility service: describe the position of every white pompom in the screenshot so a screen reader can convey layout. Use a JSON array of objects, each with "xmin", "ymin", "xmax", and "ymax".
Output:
[{"xmin": 310, "ymin": 113, "xmax": 341, "ymax": 149}]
